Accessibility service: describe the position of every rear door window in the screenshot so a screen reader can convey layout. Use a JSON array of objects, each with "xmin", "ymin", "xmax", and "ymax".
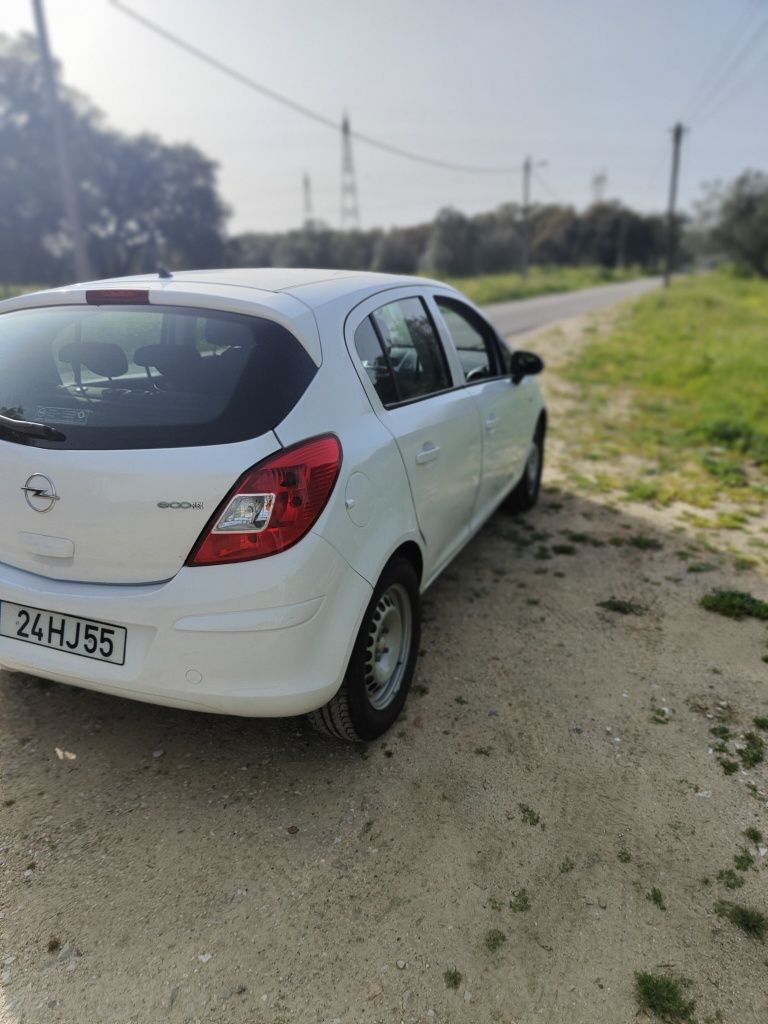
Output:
[
  {"xmin": 355, "ymin": 297, "xmax": 451, "ymax": 406},
  {"xmin": 0, "ymin": 304, "xmax": 316, "ymax": 450}
]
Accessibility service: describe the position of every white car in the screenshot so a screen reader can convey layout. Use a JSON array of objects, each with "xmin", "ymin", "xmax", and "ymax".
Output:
[{"xmin": 0, "ymin": 269, "xmax": 545, "ymax": 741}]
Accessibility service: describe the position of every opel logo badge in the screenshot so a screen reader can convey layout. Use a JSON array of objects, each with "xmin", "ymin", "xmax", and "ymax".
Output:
[{"xmin": 21, "ymin": 474, "xmax": 59, "ymax": 513}]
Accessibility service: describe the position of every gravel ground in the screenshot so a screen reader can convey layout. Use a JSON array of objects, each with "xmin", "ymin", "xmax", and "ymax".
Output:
[{"xmin": 1, "ymin": 314, "xmax": 767, "ymax": 1024}]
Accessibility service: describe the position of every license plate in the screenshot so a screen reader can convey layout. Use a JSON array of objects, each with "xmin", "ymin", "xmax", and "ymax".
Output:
[{"xmin": 0, "ymin": 602, "xmax": 126, "ymax": 665}]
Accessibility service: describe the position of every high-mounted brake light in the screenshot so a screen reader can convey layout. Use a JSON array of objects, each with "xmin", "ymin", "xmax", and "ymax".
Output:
[
  {"xmin": 187, "ymin": 435, "xmax": 342, "ymax": 566},
  {"xmin": 86, "ymin": 289, "xmax": 150, "ymax": 305}
]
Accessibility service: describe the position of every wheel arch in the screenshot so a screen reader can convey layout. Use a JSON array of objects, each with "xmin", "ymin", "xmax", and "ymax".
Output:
[{"xmin": 385, "ymin": 540, "xmax": 424, "ymax": 589}]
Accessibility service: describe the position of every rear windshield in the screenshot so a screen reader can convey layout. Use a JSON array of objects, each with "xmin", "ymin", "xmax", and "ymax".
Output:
[{"xmin": 0, "ymin": 304, "xmax": 316, "ymax": 450}]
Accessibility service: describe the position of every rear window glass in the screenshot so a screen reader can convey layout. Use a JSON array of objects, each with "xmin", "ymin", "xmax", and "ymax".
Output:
[{"xmin": 0, "ymin": 304, "xmax": 316, "ymax": 450}]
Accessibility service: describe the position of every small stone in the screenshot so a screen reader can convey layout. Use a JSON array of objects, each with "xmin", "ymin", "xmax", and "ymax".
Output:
[
  {"xmin": 152, "ymin": 749, "xmax": 164, "ymax": 759},
  {"xmin": 198, "ymin": 953, "xmax": 212, "ymax": 963},
  {"xmin": 287, "ymin": 825, "xmax": 299, "ymax": 835},
  {"xmin": 396, "ymin": 959, "xmax": 406, "ymax": 969},
  {"xmin": 463, "ymin": 990, "xmax": 473, "ymax": 1004},
  {"xmin": 426, "ymin": 1011, "xmax": 436, "ymax": 1020},
  {"xmin": 402, "ymin": 990, "xmax": 413, "ymax": 1008}
]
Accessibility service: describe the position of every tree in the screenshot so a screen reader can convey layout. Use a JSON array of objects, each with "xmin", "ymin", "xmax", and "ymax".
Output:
[
  {"xmin": 0, "ymin": 32, "xmax": 228, "ymax": 283},
  {"xmin": 421, "ymin": 208, "xmax": 477, "ymax": 276},
  {"xmin": 714, "ymin": 171, "xmax": 768, "ymax": 278}
]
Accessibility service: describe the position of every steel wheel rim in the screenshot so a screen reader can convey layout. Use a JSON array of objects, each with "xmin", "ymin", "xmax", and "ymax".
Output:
[{"xmin": 364, "ymin": 583, "xmax": 412, "ymax": 711}]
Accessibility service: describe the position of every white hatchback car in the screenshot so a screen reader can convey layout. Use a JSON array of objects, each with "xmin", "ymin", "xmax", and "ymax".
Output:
[{"xmin": 0, "ymin": 269, "xmax": 545, "ymax": 741}]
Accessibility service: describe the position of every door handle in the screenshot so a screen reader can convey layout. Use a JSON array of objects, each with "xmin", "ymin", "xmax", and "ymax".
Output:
[
  {"xmin": 415, "ymin": 444, "xmax": 441, "ymax": 465},
  {"xmin": 484, "ymin": 413, "xmax": 498, "ymax": 433}
]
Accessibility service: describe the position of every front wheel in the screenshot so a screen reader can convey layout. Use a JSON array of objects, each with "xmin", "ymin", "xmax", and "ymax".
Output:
[
  {"xmin": 308, "ymin": 557, "xmax": 421, "ymax": 742},
  {"xmin": 504, "ymin": 419, "xmax": 545, "ymax": 514}
]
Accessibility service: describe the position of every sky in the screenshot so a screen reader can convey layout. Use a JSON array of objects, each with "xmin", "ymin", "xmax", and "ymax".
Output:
[{"xmin": 5, "ymin": 0, "xmax": 768, "ymax": 234}]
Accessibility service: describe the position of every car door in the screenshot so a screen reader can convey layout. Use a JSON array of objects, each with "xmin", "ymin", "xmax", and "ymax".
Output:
[
  {"xmin": 431, "ymin": 295, "xmax": 532, "ymax": 527},
  {"xmin": 349, "ymin": 294, "xmax": 482, "ymax": 583}
]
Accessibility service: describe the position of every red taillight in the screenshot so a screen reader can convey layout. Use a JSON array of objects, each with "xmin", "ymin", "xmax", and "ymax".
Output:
[
  {"xmin": 86, "ymin": 289, "xmax": 150, "ymax": 305},
  {"xmin": 187, "ymin": 435, "xmax": 342, "ymax": 566}
]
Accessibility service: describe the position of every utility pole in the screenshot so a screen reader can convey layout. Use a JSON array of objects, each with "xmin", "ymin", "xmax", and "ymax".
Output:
[
  {"xmin": 340, "ymin": 113, "xmax": 360, "ymax": 231},
  {"xmin": 591, "ymin": 170, "xmax": 607, "ymax": 204},
  {"xmin": 521, "ymin": 156, "xmax": 546, "ymax": 278},
  {"xmin": 302, "ymin": 172, "xmax": 314, "ymax": 231},
  {"xmin": 521, "ymin": 157, "xmax": 532, "ymax": 278},
  {"xmin": 664, "ymin": 122, "xmax": 686, "ymax": 287},
  {"xmin": 31, "ymin": 0, "xmax": 91, "ymax": 281}
]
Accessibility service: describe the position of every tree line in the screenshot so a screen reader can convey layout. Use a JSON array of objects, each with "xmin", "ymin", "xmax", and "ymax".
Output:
[{"xmin": 2, "ymin": 31, "xmax": 766, "ymax": 285}]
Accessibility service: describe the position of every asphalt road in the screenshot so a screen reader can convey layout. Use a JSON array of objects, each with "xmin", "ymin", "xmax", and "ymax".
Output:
[{"xmin": 482, "ymin": 276, "xmax": 662, "ymax": 337}]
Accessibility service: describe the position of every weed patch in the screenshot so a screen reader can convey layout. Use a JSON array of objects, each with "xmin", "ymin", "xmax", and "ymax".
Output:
[
  {"xmin": 628, "ymin": 535, "xmax": 663, "ymax": 551},
  {"xmin": 509, "ymin": 889, "xmax": 530, "ymax": 913},
  {"xmin": 484, "ymin": 928, "xmax": 507, "ymax": 952},
  {"xmin": 738, "ymin": 732, "xmax": 764, "ymax": 768},
  {"xmin": 714, "ymin": 901, "xmax": 767, "ymax": 940},
  {"xmin": 717, "ymin": 869, "xmax": 745, "ymax": 890},
  {"xmin": 518, "ymin": 803, "xmax": 540, "ymax": 826},
  {"xmin": 598, "ymin": 597, "xmax": 645, "ymax": 615},
  {"xmin": 647, "ymin": 887, "xmax": 666, "ymax": 910},
  {"xmin": 634, "ymin": 971, "xmax": 695, "ymax": 1022},
  {"xmin": 443, "ymin": 967, "xmax": 462, "ymax": 990},
  {"xmin": 700, "ymin": 590, "xmax": 768, "ymax": 621}
]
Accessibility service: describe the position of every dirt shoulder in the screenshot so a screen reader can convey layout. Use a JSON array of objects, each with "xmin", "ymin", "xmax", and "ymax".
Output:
[{"xmin": 1, "ymin": 312, "xmax": 767, "ymax": 1024}]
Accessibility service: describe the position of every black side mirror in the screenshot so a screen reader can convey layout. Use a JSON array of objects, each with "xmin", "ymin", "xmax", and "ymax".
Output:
[{"xmin": 510, "ymin": 350, "xmax": 544, "ymax": 385}]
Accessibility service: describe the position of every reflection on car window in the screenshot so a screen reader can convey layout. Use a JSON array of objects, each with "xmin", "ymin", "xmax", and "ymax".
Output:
[
  {"xmin": 353, "ymin": 317, "xmax": 398, "ymax": 406},
  {"xmin": 370, "ymin": 298, "xmax": 450, "ymax": 403},
  {"xmin": 436, "ymin": 298, "xmax": 502, "ymax": 382}
]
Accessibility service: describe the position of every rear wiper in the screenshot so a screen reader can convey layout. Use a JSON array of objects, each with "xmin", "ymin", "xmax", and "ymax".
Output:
[{"xmin": 0, "ymin": 413, "xmax": 66, "ymax": 442}]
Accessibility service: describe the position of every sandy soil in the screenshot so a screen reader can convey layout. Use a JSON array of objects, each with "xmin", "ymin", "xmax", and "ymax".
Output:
[{"xmin": 1, "ymin": 313, "xmax": 767, "ymax": 1024}]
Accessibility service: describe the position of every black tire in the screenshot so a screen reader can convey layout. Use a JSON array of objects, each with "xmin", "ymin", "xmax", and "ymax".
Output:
[
  {"xmin": 308, "ymin": 557, "xmax": 421, "ymax": 742},
  {"xmin": 504, "ymin": 418, "xmax": 545, "ymax": 514}
]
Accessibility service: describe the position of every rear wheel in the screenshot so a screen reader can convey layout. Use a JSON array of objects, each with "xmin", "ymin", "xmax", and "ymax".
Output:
[
  {"xmin": 308, "ymin": 557, "xmax": 421, "ymax": 742},
  {"xmin": 504, "ymin": 419, "xmax": 545, "ymax": 514}
]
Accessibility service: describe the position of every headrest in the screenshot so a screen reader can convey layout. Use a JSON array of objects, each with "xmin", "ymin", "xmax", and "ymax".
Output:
[
  {"xmin": 133, "ymin": 344, "xmax": 201, "ymax": 377},
  {"xmin": 59, "ymin": 340, "xmax": 129, "ymax": 379}
]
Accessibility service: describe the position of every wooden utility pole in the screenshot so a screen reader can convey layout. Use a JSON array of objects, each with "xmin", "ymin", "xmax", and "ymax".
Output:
[
  {"xmin": 664, "ymin": 122, "xmax": 685, "ymax": 287},
  {"xmin": 521, "ymin": 156, "xmax": 532, "ymax": 278},
  {"xmin": 31, "ymin": 0, "xmax": 91, "ymax": 281}
]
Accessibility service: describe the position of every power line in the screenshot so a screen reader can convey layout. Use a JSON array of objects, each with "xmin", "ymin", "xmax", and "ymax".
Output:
[
  {"xmin": 696, "ymin": 39, "xmax": 768, "ymax": 125},
  {"xmin": 533, "ymin": 169, "xmax": 561, "ymax": 204},
  {"xmin": 109, "ymin": 0, "xmax": 520, "ymax": 175},
  {"xmin": 685, "ymin": 6, "xmax": 768, "ymax": 123},
  {"xmin": 680, "ymin": 0, "xmax": 763, "ymax": 121}
]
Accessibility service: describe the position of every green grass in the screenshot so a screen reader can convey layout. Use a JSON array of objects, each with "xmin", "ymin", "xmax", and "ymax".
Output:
[
  {"xmin": 597, "ymin": 597, "xmax": 645, "ymax": 615},
  {"xmin": 565, "ymin": 274, "xmax": 768, "ymax": 508},
  {"xmin": 518, "ymin": 803, "xmax": 540, "ymax": 826},
  {"xmin": 634, "ymin": 971, "xmax": 695, "ymax": 1022},
  {"xmin": 647, "ymin": 887, "xmax": 667, "ymax": 910},
  {"xmin": 733, "ymin": 848, "xmax": 755, "ymax": 871},
  {"xmin": 443, "ymin": 966, "xmax": 462, "ymax": 990},
  {"xmin": 484, "ymin": 928, "xmax": 507, "ymax": 952},
  {"xmin": 445, "ymin": 265, "xmax": 638, "ymax": 305},
  {"xmin": 714, "ymin": 900, "xmax": 767, "ymax": 940},
  {"xmin": 700, "ymin": 590, "xmax": 768, "ymax": 621},
  {"xmin": 0, "ymin": 283, "xmax": 48, "ymax": 300},
  {"xmin": 509, "ymin": 889, "xmax": 530, "ymax": 912},
  {"xmin": 717, "ymin": 868, "xmax": 745, "ymax": 890}
]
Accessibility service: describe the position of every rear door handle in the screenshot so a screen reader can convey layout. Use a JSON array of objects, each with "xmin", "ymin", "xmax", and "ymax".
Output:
[
  {"xmin": 415, "ymin": 444, "xmax": 441, "ymax": 465},
  {"xmin": 484, "ymin": 414, "xmax": 498, "ymax": 433}
]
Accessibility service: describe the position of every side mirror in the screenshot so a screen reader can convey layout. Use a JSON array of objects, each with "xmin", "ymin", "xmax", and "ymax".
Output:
[{"xmin": 510, "ymin": 350, "xmax": 544, "ymax": 385}]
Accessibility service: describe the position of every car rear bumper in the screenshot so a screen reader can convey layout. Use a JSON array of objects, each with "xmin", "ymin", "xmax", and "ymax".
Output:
[{"xmin": 0, "ymin": 533, "xmax": 372, "ymax": 716}]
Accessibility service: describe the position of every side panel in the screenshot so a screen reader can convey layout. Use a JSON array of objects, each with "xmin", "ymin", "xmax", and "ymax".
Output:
[{"xmin": 273, "ymin": 301, "xmax": 424, "ymax": 589}]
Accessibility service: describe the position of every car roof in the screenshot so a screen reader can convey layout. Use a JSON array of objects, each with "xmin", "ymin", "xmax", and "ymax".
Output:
[{"xmin": 6, "ymin": 269, "xmax": 450, "ymax": 314}]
